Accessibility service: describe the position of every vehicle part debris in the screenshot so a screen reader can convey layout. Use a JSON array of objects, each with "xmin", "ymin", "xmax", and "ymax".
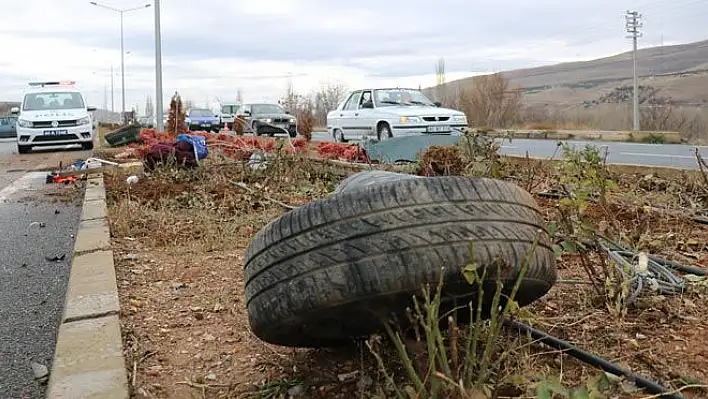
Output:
[
  {"xmin": 244, "ymin": 171, "xmax": 556, "ymax": 347},
  {"xmin": 360, "ymin": 133, "xmax": 465, "ymax": 163}
]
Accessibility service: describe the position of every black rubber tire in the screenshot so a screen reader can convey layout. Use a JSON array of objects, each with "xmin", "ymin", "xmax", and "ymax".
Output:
[
  {"xmin": 252, "ymin": 121, "xmax": 261, "ymax": 136},
  {"xmin": 81, "ymin": 141, "xmax": 94, "ymax": 150},
  {"xmin": 288, "ymin": 128, "xmax": 297, "ymax": 138},
  {"xmin": 377, "ymin": 122, "xmax": 392, "ymax": 140},
  {"xmin": 17, "ymin": 144, "xmax": 31, "ymax": 154},
  {"xmin": 333, "ymin": 170, "xmax": 422, "ymax": 195},
  {"xmin": 244, "ymin": 175, "xmax": 556, "ymax": 347}
]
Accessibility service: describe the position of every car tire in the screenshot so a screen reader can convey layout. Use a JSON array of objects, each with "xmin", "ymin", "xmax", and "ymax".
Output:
[
  {"xmin": 333, "ymin": 129, "xmax": 346, "ymax": 143},
  {"xmin": 244, "ymin": 172, "xmax": 557, "ymax": 347},
  {"xmin": 81, "ymin": 142, "xmax": 94, "ymax": 150},
  {"xmin": 17, "ymin": 144, "xmax": 31, "ymax": 154},
  {"xmin": 377, "ymin": 122, "xmax": 392, "ymax": 141},
  {"xmin": 252, "ymin": 121, "xmax": 261, "ymax": 136},
  {"xmin": 288, "ymin": 129, "xmax": 297, "ymax": 138}
]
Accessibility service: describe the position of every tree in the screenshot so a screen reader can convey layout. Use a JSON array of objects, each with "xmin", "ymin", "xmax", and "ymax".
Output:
[
  {"xmin": 236, "ymin": 89, "xmax": 243, "ymax": 103},
  {"xmin": 183, "ymin": 99, "xmax": 195, "ymax": 110},
  {"xmin": 312, "ymin": 83, "xmax": 347, "ymax": 126},
  {"xmin": 166, "ymin": 91, "xmax": 188, "ymax": 134},
  {"xmin": 457, "ymin": 73, "xmax": 521, "ymax": 128},
  {"xmin": 145, "ymin": 95, "xmax": 154, "ymax": 119}
]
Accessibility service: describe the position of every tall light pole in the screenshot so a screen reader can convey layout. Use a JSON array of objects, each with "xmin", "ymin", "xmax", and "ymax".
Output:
[
  {"xmin": 90, "ymin": 1, "xmax": 150, "ymax": 124},
  {"xmin": 625, "ymin": 10, "xmax": 642, "ymax": 131},
  {"xmin": 154, "ymin": 0, "xmax": 164, "ymax": 132}
]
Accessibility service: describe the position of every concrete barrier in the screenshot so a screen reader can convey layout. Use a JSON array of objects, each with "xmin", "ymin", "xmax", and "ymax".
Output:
[
  {"xmin": 478, "ymin": 129, "xmax": 682, "ymax": 144},
  {"xmin": 46, "ymin": 175, "xmax": 129, "ymax": 399}
]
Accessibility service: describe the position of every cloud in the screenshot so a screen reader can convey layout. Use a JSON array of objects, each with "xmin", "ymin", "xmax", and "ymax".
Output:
[{"xmin": 0, "ymin": 0, "xmax": 706, "ymax": 114}]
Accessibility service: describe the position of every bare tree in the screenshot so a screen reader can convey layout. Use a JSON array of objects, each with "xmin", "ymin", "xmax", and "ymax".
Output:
[
  {"xmin": 312, "ymin": 83, "xmax": 347, "ymax": 125},
  {"xmin": 236, "ymin": 89, "xmax": 243, "ymax": 103},
  {"xmin": 144, "ymin": 95, "xmax": 155, "ymax": 119},
  {"xmin": 458, "ymin": 73, "xmax": 521, "ymax": 128},
  {"xmin": 183, "ymin": 99, "xmax": 195, "ymax": 109}
]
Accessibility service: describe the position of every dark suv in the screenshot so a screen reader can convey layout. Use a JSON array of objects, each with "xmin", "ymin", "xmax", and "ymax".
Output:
[{"xmin": 238, "ymin": 103, "xmax": 297, "ymax": 137}]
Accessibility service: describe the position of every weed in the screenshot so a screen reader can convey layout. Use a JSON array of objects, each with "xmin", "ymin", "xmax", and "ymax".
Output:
[
  {"xmin": 367, "ymin": 237, "xmax": 541, "ymax": 398},
  {"xmin": 457, "ymin": 131, "xmax": 510, "ymax": 178}
]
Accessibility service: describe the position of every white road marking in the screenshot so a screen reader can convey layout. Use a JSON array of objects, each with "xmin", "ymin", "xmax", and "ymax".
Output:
[
  {"xmin": 618, "ymin": 152, "xmax": 695, "ymax": 159},
  {"xmin": 0, "ymin": 171, "xmax": 49, "ymax": 203}
]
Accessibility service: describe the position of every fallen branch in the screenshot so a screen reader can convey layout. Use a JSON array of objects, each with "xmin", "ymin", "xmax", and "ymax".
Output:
[{"xmin": 232, "ymin": 181, "xmax": 297, "ymax": 210}]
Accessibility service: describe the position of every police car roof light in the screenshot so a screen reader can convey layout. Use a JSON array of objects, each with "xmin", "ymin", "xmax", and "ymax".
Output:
[{"xmin": 28, "ymin": 81, "xmax": 76, "ymax": 87}]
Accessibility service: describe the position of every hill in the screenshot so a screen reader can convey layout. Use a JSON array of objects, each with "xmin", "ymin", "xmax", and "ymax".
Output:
[{"xmin": 434, "ymin": 39, "xmax": 708, "ymax": 106}]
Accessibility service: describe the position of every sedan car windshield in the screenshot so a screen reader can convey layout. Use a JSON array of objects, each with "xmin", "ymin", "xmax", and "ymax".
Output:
[
  {"xmin": 221, "ymin": 105, "xmax": 239, "ymax": 114},
  {"xmin": 189, "ymin": 109, "xmax": 214, "ymax": 117},
  {"xmin": 23, "ymin": 92, "xmax": 86, "ymax": 111},
  {"xmin": 374, "ymin": 89, "xmax": 435, "ymax": 107},
  {"xmin": 251, "ymin": 104, "xmax": 285, "ymax": 114}
]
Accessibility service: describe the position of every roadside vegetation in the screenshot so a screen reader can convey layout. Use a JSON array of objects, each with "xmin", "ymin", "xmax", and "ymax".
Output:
[{"xmin": 100, "ymin": 131, "xmax": 708, "ymax": 398}]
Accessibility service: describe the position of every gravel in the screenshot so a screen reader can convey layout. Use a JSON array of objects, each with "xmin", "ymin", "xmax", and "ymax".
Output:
[{"xmin": 0, "ymin": 198, "xmax": 82, "ymax": 398}]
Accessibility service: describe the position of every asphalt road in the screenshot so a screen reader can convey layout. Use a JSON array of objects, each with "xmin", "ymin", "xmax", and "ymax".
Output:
[
  {"xmin": 0, "ymin": 138, "xmax": 88, "ymax": 398},
  {"xmin": 310, "ymin": 131, "xmax": 708, "ymax": 170}
]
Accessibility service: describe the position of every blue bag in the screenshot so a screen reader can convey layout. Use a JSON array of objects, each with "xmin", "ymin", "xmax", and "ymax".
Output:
[{"xmin": 176, "ymin": 134, "xmax": 208, "ymax": 160}]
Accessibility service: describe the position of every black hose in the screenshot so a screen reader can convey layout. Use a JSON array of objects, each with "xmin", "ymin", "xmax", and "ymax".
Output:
[
  {"xmin": 648, "ymin": 255, "xmax": 708, "ymax": 277},
  {"xmin": 502, "ymin": 318, "xmax": 682, "ymax": 399}
]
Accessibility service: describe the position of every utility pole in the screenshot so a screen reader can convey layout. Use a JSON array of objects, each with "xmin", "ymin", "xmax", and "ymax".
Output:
[{"xmin": 625, "ymin": 10, "xmax": 642, "ymax": 131}]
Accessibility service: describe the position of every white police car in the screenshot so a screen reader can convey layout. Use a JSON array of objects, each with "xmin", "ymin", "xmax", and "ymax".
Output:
[{"xmin": 11, "ymin": 81, "xmax": 97, "ymax": 154}]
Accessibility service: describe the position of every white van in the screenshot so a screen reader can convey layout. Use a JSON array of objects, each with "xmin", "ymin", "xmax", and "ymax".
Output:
[{"xmin": 11, "ymin": 81, "xmax": 97, "ymax": 154}]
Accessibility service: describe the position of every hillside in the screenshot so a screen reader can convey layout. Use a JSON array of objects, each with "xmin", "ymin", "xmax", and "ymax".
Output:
[{"xmin": 435, "ymin": 39, "xmax": 708, "ymax": 106}]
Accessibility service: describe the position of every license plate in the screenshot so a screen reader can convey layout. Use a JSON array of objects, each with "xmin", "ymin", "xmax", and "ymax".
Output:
[
  {"xmin": 201, "ymin": 123, "xmax": 210, "ymax": 127},
  {"xmin": 426, "ymin": 125, "xmax": 451, "ymax": 133},
  {"xmin": 43, "ymin": 129, "xmax": 68, "ymax": 135}
]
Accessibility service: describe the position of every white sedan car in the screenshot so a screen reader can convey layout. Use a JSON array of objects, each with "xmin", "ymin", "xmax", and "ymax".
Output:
[{"xmin": 326, "ymin": 88, "xmax": 468, "ymax": 142}]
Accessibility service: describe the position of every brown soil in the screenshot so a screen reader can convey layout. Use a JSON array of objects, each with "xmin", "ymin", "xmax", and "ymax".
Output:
[{"xmin": 105, "ymin": 152, "xmax": 708, "ymax": 399}]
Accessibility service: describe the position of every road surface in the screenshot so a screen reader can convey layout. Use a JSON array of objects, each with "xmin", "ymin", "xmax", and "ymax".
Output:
[
  {"xmin": 0, "ymin": 139, "xmax": 88, "ymax": 398},
  {"xmin": 310, "ymin": 131, "xmax": 708, "ymax": 170}
]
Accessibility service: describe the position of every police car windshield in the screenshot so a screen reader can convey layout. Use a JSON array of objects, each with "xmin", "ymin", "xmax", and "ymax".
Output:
[{"xmin": 23, "ymin": 92, "xmax": 85, "ymax": 111}]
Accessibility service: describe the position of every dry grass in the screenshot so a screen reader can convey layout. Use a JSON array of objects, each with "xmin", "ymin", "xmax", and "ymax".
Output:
[{"xmin": 104, "ymin": 144, "xmax": 708, "ymax": 398}]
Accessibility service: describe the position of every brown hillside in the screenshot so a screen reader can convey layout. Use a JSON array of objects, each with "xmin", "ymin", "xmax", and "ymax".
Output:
[{"xmin": 434, "ymin": 39, "xmax": 708, "ymax": 106}]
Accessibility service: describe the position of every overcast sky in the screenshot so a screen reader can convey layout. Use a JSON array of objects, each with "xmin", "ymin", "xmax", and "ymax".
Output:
[{"xmin": 0, "ymin": 0, "xmax": 706, "ymax": 114}]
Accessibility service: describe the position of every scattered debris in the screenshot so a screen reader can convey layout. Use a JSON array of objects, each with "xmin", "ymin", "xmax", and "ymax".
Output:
[
  {"xmin": 45, "ymin": 254, "xmax": 66, "ymax": 262},
  {"xmin": 31, "ymin": 362, "xmax": 49, "ymax": 383}
]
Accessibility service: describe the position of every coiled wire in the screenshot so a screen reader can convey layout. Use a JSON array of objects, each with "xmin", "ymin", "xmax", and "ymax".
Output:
[{"xmin": 596, "ymin": 234, "xmax": 686, "ymax": 304}]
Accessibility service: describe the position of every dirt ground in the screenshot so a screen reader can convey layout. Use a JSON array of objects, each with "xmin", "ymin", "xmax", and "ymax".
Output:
[{"xmin": 103, "ymin": 147, "xmax": 708, "ymax": 399}]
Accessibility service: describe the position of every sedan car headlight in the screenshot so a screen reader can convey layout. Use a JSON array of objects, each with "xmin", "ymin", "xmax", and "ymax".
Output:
[
  {"xmin": 185, "ymin": 117, "xmax": 191, "ymax": 123},
  {"xmin": 289, "ymin": 118, "xmax": 296, "ymax": 123},
  {"xmin": 260, "ymin": 118, "xmax": 272, "ymax": 123},
  {"xmin": 452, "ymin": 114, "xmax": 467, "ymax": 123},
  {"xmin": 399, "ymin": 116, "xmax": 422, "ymax": 124},
  {"xmin": 77, "ymin": 116, "xmax": 90, "ymax": 125},
  {"xmin": 17, "ymin": 119, "xmax": 32, "ymax": 128}
]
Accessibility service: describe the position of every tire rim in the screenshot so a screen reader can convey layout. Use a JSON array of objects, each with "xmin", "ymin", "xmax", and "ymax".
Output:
[{"xmin": 379, "ymin": 125, "xmax": 392, "ymax": 141}]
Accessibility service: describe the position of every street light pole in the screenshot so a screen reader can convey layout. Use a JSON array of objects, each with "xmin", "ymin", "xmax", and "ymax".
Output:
[
  {"xmin": 154, "ymin": 0, "xmax": 164, "ymax": 132},
  {"xmin": 90, "ymin": 1, "xmax": 150, "ymax": 125},
  {"xmin": 119, "ymin": 11, "xmax": 126, "ymax": 124}
]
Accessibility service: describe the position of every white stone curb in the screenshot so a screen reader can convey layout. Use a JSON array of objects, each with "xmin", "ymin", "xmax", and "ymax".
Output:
[{"xmin": 46, "ymin": 174, "xmax": 129, "ymax": 399}]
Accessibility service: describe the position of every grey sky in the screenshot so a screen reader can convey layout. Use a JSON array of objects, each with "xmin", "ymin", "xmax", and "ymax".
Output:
[{"xmin": 0, "ymin": 0, "xmax": 705, "ymax": 112}]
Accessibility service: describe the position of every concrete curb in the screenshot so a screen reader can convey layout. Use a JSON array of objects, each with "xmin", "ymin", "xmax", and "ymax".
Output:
[{"xmin": 46, "ymin": 174, "xmax": 129, "ymax": 399}]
